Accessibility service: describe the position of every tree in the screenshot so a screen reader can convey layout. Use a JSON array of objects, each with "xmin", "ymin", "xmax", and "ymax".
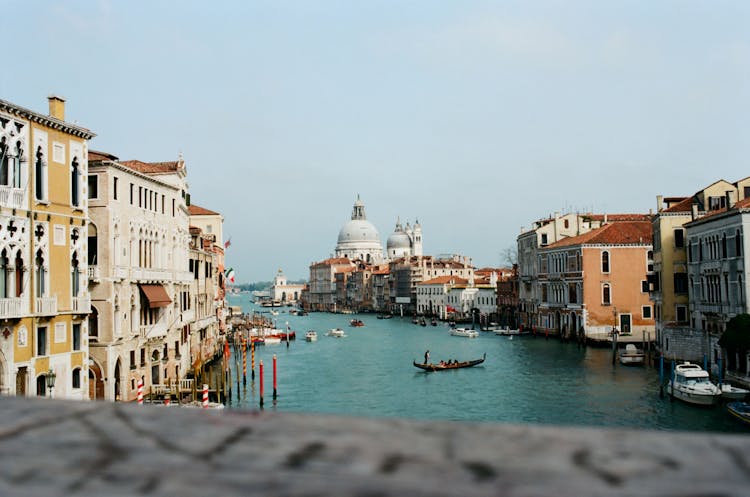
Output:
[
  {"xmin": 501, "ymin": 244, "xmax": 518, "ymax": 267},
  {"xmin": 718, "ymin": 314, "xmax": 750, "ymax": 351}
]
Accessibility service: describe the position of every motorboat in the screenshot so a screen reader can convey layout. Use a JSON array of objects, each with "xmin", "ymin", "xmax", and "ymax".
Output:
[
  {"xmin": 450, "ymin": 328, "xmax": 479, "ymax": 338},
  {"xmin": 494, "ymin": 327, "xmax": 520, "ymax": 336},
  {"xmin": 327, "ymin": 328, "xmax": 346, "ymax": 338},
  {"xmin": 619, "ymin": 344, "xmax": 645, "ymax": 366},
  {"xmin": 727, "ymin": 402, "xmax": 750, "ymax": 426},
  {"xmin": 667, "ymin": 362, "xmax": 721, "ymax": 406},
  {"xmin": 350, "ymin": 319, "xmax": 364, "ymax": 327},
  {"xmin": 721, "ymin": 383, "xmax": 750, "ymax": 401},
  {"xmin": 305, "ymin": 330, "xmax": 318, "ymax": 342}
]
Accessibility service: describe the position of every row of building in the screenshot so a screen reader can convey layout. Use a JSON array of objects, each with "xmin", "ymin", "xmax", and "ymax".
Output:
[{"xmin": 0, "ymin": 96, "xmax": 227, "ymax": 401}]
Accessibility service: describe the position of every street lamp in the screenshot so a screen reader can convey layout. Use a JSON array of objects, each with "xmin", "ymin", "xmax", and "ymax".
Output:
[{"xmin": 46, "ymin": 369, "xmax": 56, "ymax": 397}]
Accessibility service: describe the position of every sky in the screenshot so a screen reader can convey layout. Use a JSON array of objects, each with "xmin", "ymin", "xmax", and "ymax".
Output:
[{"xmin": 3, "ymin": 1, "xmax": 749, "ymax": 281}]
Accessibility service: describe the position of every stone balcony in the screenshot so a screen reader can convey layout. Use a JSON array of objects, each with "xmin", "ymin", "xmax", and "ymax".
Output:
[
  {"xmin": 0, "ymin": 297, "xmax": 28, "ymax": 319},
  {"xmin": 132, "ymin": 267, "xmax": 172, "ymax": 283},
  {"xmin": 0, "ymin": 185, "xmax": 24, "ymax": 209},
  {"xmin": 0, "ymin": 396, "xmax": 749, "ymax": 497},
  {"xmin": 35, "ymin": 295, "xmax": 57, "ymax": 315},
  {"xmin": 140, "ymin": 322, "xmax": 167, "ymax": 340},
  {"xmin": 87, "ymin": 266, "xmax": 101, "ymax": 282},
  {"xmin": 71, "ymin": 294, "xmax": 91, "ymax": 314}
]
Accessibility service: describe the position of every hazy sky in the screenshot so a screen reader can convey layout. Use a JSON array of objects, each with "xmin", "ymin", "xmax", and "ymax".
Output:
[{"xmin": 4, "ymin": 1, "xmax": 748, "ymax": 281}]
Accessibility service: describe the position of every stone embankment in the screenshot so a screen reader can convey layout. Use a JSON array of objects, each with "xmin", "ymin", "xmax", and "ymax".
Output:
[{"xmin": 0, "ymin": 397, "xmax": 749, "ymax": 496}]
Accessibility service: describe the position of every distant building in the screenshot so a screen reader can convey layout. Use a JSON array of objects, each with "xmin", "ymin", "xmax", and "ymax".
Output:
[
  {"xmin": 269, "ymin": 268, "xmax": 305, "ymax": 304},
  {"xmin": 334, "ymin": 196, "xmax": 383, "ymax": 264},
  {"xmin": 306, "ymin": 257, "xmax": 355, "ymax": 311},
  {"xmin": 386, "ymin": 218, "xmax": 423, "ymax": 259}
]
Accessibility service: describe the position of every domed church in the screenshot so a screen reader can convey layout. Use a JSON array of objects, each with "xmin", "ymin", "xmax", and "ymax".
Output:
[
  {"xmin": 334, "ymin": 196, "xmax": 384, "ymax": 263},
  {"xmin": 386, "ymin": 218, "xmax": 423, "ymax": 259}
]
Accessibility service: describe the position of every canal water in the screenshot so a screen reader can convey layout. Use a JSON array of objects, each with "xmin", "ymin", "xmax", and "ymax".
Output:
[{"xmin": 225, "ymin": 295, "xmax": 746, "ymax": 432}]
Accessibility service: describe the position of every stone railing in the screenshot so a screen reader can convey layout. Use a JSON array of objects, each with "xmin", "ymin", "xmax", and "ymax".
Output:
[
  {"xmin": 87, "ymin": 266, "xmax": 101, "ymax": 282},
  {"xmin": 35, "ymin": 295, "xmax": 57, "ymax": 315},
  {"xmin": 0, "ymin": 185, "xmax": 24, "ymax": 209},
  {"xmin": 71, "ymin": 295, "xmax": 91, "ymax": 314},
  {"xmin": 0, "ymin": 297, "xmax": 27, "ymax": 319},
  {"xmin": 140, "ymin": 322, "xmax": 167, "ymax": 340},
  {"xmin": 0, "ymin": 396, "xmax": 748, "ymax": 497}
]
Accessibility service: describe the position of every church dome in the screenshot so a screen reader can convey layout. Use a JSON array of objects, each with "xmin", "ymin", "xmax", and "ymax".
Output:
[
  {"xmin": 387, "ymin": 230, "xmax": 411, "ymax": 250},
  {"xmin": 338, "ymin": 219, "xmax": 380, "ymax": 244}
]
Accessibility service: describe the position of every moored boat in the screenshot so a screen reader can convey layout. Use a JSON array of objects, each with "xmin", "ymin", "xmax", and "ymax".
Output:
[
  {"xmin": 305, "ymin": 330, "xmax": 318, "ymax": 342},
  {"xmin": 619, "ymin": 344, "xmax": 645, "ymax": 366},
  {"xmin": 450, "ymin": 328, "xmax": 479, "ymax": 338},
  {"xmin": 667, "ymin": 362, "xmax": 721, "ymax": 406},
  {"xmin": 413, "ymin": 353, "xmax": 486, "ymax": 372},
  {"xmin": 721, "ymin": 383, "xmax": 750, "ymax": 401},
  {"xmin": 727, "ymin": 401, "xmax": 750, "ymax": 426}
]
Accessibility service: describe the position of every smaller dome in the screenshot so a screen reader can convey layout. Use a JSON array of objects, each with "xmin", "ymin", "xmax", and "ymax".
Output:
[{"xmin": 387, "ymin": 230, "xmax": 411, "ymax": 250}]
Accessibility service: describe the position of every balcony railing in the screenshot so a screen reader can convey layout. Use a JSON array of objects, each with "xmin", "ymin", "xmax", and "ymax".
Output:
[
  {"xmin": 87, "ymin": 266, "xmax": 101, "ymax": 283},
  {"xmin": 35, "ymin": 296, "xmax": 58, "ymax": 315},
  {"xmin": 0, "ymin": 297, "xmax": 28, "ymax": 319},
  {"xmin": 113, "ymin": 266, "xmax": 129, "ymax": 280},
  {"xmin": 132, "ymin": 268, "xmax": 172, "ymax": 282},
  {"xmin": 71, "ymin": 295, "xmax": 91, "ymax": 314},
  {"xmin": 140, "ymin": 323, "xmax": 167, "ymax": 340},
  {"xmin": 0, "ymin": 186, "xmax": 25, "ymax": 210}
]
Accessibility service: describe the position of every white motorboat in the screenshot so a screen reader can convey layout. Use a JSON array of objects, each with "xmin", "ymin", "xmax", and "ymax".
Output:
[
  {"xmin": 619, "ymin": 344, "xmax": 645, "ymax": 366},
  {"xmin": 721, "ymin": 383, "xmax": 750, "ymax": 401},
  {"xmin": 327, "ymin": 328, "xmax": 346, "ymax": 338},
  {"xmin": 450, "ymin": 328, "xmax": 479, "ymax": 338},
  {"xmin": 305, "ymin": 330, "xmax": 318, "ymax": 342},
  {"xmin": 667, "ymin": 362, "xmax": 721, "ymax": 406}
]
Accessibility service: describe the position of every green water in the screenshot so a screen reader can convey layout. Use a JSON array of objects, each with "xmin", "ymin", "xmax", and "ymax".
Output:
[{"xmin": 224, "ymin": 296, "xmax": 747, "ymax": 432}]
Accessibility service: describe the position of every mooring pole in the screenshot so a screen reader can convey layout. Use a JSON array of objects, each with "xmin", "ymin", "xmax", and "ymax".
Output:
[
  {"xmin": 259, "ymin": 360, "xmax": 264, "ymax": 408},
  {"xmin": 273, "ymin": 354, "xmax": 278, "ymax": 400}
]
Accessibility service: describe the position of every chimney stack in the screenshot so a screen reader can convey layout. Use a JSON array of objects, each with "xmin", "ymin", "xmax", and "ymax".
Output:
[
  {"xmin": 656, "ymin": 195, "xmax": 663, "ymax": 212},
  {"xmin": 48, "ymin": 95, "xmax": 66, "ymax": 120},
  {"xmin": 691, "ymin": 202, "xmax": 699, "ymax": 221},
  {"xmin": 726, "ymin": 190, "xmax": 737, "ymax": 209}
]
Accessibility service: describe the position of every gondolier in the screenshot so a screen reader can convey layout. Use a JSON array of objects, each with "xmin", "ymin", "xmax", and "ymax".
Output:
[{"xmin": 424, "ymin": 350, "xmax": 430, "ymax": 364}]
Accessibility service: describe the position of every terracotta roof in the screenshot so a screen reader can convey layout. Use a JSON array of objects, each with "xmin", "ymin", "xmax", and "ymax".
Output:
[
  {"xmin": 546, "ymin": 221, "xmax": 653, "ymax": 248},
  {"xmin": 686, "ymin": 197, "xmax": 750, "ymax": 225},
  {"xmin": 420, "ymin": 276, "xmax": 469, "ymax": 286},
  {"xmin": 88, "ymin": 150, "xmax": 119, "ymax": 162},
  {"xmin": 663, "ymin": 196, "xmax": 695, "ymax": 213},
  {"xmin": 372, "ymin": 268, "xmax": 390, "ymax": 275},
  {"xmin": 121, "ymin": 159, "xmax": 182, "ymax": 174},
  {"xmin": 312, "ymin": 257, "xmax": 353, "ymax": 267},
  {"xmin": 188, "ymin": 204, "xmax": 220, "ymax": 216}
]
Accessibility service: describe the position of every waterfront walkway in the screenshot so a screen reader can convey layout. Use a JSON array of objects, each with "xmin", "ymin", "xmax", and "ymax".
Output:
[{"xmin": 1, "ymin": 396, "xmax": 748, "ymax": 496}]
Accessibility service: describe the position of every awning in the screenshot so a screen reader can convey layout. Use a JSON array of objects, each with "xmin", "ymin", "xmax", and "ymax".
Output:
[{"xmin": 139, "ymin": 284, "xmax": 172, "ymax": 308}]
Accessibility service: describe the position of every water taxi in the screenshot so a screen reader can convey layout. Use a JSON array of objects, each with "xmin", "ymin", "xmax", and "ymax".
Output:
[
  {"xmin": 450, "ymin": 328, "xmax": 479, "ymax": 338},
  {"xmin": 327, "ymin": 328, "xmax": 346, "ymax": 338},
  {"xmin": 667, "ymin": 362, "xmax": 721, "ymax": 406},
  {"xmin": 305, "ymin": 330, "xmax": 318, "ymax": 342}
]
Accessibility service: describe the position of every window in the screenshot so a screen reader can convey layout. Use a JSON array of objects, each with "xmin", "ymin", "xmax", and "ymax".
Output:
[
  {"xmin": 140, "ymin": 348, "xmax": 146, "ymax": 366},
  {"xmin": 674, "ymin": 229, "xmax": 684, "ymax": 248},
  {"xmin": 88, "ymin": 174, "xmax": 98, "ymax": 199},
  {"xmin": 676, "ymin": 305, "xmax": 687, "ymax": 323},
  {"xmin": 541, "ymin": 233, "xmax": 548, "ymax": 246},
  {"xmin": 35, "ymin": 249, "xmax": 46, "ymax": 298},
  {"xmin": 641, "ymin": 280, "xmax": 649, "ymax": 293},
  {"xmin": 642, "ymin": 306, "xmax": 652, "ymax": 319},
  {"xmin": 647, "ymin": 250, "xmax": 654, "ymax": 272},
  {"xmin": 36, "ymin": 326, "xmax": 47, "ymax": 356},
  {"xmin": 568, "ymin": 283, "xmax": 577, "ymax": 304},
  {"xmin": 708, "ymin": 196, "xmax": 726, "ymax": 211},
  {"xmin": 113, "ymin": 176, "xmax": 118, "ymax": 200},
  {"xmin": 130, "ymin": 183, "xmax": 134, "ymax": 204},
  {"xmin": 736, "ymin": 229, "xmax": 742, "ymax": 257},
  {"xmin": 674, "ymin": 273, "xmax": 688, "ymax": 294},
  {"xmin": 53, "ymin": 142, "xmax": 65, "ymax": 163},
  {"xmin": 161, "ymin": 194, "xmax": 165, "ymax": 214},
  {"xmin": 71, "ymin": 158, "xmax": 81, "ymax": 207},
  {"xmin": 130, "ymin": 350, "xmax": 136, "ymax": 370},
  {"xmin": 73, "ymin": 323, "xmax": 81, "ymax": 351},
  {"xmin": 601, "ymin": 251, "xmax": 610, "ymax": 273},
  {"xmin": 602, "ymin": 283, "xmax": 611, "ymax": 305},
  {"xmin": 72, "ymin": 368, "xmax": 81, "ymax": 389},
  {"xmin": 34, "ymin": 146, "xmax": 47, "ymax": 201}
]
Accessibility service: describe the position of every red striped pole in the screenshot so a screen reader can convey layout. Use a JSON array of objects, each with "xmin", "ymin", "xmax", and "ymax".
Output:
[
  {"xmin": 251, "ymin": 341, "xmax": 256, "ymax": 380},
  {"xmin": 242, "ymin": 336, "xmax": 247, "ymax": 386},
  {"xmin": 137, "ymin": 379, "xmax": 143, "ymax": 405},
  {"xmin": 259, "ymin": 360, "xmax": 264, "ymax": 408},
  {"xmin": 272, "ymin": 354, "xmax": 277, "ymax": 400},
  {"xmin": 202, "ymin": 383, "xmax": 209, "ymax": 408}
]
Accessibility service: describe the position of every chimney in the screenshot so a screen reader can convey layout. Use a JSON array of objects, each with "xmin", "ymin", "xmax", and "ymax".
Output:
[
  {"xmin": 48, "ymin": 95, "xmax": 66, "ymax": 120},
  {"xmin": 604, "ymin": 213, "xmax": 608, "ymax": 224},
  {"xmin": 726, "ymin": 190, "xmax": 737, "ymax": 209},
  {"xmin": 691, "ymin": 202, "xmax": 699, "ymax": 221},
  {"xmin": 656, "ymin": 195, "xmax": 663, "ymax": 212}
]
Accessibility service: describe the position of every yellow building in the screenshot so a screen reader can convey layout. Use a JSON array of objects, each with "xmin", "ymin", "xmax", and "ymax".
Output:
[
  {"xmin": 652, "ymin": 178, "xmax": 749, "ymax": 360},
  {"xmin": 0, "ymin": 96, "xmax": 95, "ymax": 398}
]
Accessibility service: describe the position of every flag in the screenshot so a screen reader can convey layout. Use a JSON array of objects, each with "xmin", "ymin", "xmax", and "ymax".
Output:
[
  {"xmin": 224, "ymin": 237, "xmax": 231, "ymax": 249},
  {"xmin": 225, "ymin": 268, "xmax": 235, "ymax": 283},
  {"xmin": 446, "ymin": 305, "xmax": 457, "ymax": 313}
]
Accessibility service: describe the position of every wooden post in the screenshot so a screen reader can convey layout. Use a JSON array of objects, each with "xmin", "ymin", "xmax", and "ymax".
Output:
[
  {"xmin": 251, "ymin": 340, "xmax": 256, "ymax": 380},
  {"xmin": 611, "ymin": 330, "xmax": 618, "ymax": 365},
  {"xmin": 259, "ymin": 360, "xmax": 264, "ymax": 408},
  {"xmin": 242, "ymin": 336, "xmax": 247, "ymax": 386},
  {"xmin": 273, "ymin": 354, "xmax": 278, "ymax": 400}
]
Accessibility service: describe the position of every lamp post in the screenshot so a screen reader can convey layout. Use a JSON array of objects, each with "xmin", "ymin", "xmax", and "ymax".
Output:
[{"xmin": 46, "ymin": 369, "xmax": 56, "ymax": 398}]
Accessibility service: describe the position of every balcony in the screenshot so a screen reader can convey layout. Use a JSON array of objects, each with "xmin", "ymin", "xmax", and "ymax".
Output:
[
  {"xmin": 0, "ymin": 297, "xmax": 28, "ymax": 319},
  {"xmin": 0, "ymin": 186, "xmax": 25, "ymax": 210},
  {"xmin": 113, "ymin": 266, "xmax": 129, "ymax": 280},
  {"xmin": 71, "ymin": 295, "xmax": 91, "ymax": 314},
  {"xmin": 35, "ymin": 296, "xmax": 58, "ymax": 315},
  {"xmin": 87, "ymin": 266, "xmax": 101, "ymax": 283},
  {"xmin": 140, "ymin": 322, "xmax": 167, "ymax": 340}
]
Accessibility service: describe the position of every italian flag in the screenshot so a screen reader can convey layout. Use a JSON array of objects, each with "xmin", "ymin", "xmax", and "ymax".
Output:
[{"xmin": 225, "ymin": 268, "xmax": 235, "ymax": 283}]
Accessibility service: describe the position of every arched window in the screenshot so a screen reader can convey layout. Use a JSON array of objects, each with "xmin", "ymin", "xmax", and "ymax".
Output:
[
  {"xmin": 602, "ymin": 283, "xmax": 611, "ymax": 305},
  {"xmin": 12, "ymin": 141, "xmax": 22, "ymax": 189},
  {"xmin": 0, "ymin": 249, "xmax": 8, "ymax": 299},
  {"xmin": 0, "ymin": 137, "xmax": 8, "ymax": 185},
  {"xmin": 71, "ymin": 252, "xmax": 80, "ymax": 297},
  {"xmin": 88, "ymin": 223, "xmax": 98, "ymax": 265},
  {"xmin": 15, "ymin": 250, "xmax": 23, "ymax": 297},
  {"xmin": 601, "ymin": 251, "xmax": 610, "ymax": 273},
  {"xmin": 34, "ymin": 146, "xmax": 46, "ymax": 201},
  {"xmin": 36, "ymin": 375, "xmax": 47, "ymax": 397},
  {"xmin": 35, "ymin": 249, "xmax": 45, "ymax": 298},
  {"xmin": 72, "ymin": 368, "xmax": 81, "ymax": 389},
  {"xmin": 88, "ymin": 306, "xmax": 99, "ymax": 338},
  {"xmin": 71, "ymin": 158, "xmax": 81, "ymax": 207}
]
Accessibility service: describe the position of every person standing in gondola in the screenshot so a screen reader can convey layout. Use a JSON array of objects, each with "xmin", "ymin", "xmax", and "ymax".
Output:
[{"xmin": 424, "ymin": 350, "xmax": 430, "ymax": 364}]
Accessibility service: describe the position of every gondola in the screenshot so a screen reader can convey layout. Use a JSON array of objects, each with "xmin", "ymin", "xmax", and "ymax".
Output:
[{"xmin": 413, "ymin": 353, "xmax": 486, "ymax": 372}]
